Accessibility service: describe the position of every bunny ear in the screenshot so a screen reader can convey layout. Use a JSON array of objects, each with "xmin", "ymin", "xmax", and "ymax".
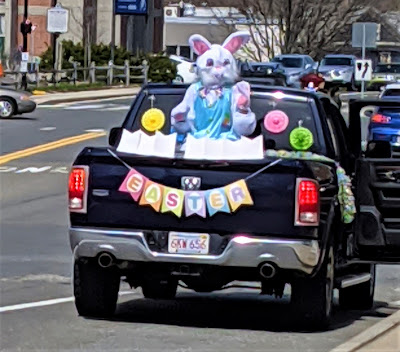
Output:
[
  {"xmin": 189, "ymin": 34, "xmax": 212, "ymax": 56},
  {"xmin": 222, "ymin": 31, "xmax": 251, "ymax": 54}
]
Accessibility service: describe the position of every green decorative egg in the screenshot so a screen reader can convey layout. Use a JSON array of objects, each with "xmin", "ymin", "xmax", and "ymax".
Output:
[{"xmin": 289, "ymin": 127, "xmax": 314, "ymax": 151}]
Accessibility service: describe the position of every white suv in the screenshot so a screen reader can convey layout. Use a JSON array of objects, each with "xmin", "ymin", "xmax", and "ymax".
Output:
[{"xmin": 170, "ymin": 55, "xmax": 197, "ymax": 84}]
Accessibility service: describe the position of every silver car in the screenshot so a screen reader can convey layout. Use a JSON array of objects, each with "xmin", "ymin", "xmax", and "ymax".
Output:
[
  {"xmin": 318, "ymin": 54, "xmax": 358, "ymax": 90},
  {"xmin": 0, "ymin": 87, "xmax": 37, "ymax": 118},
  {"xmin": 271, "ymin": 54, "xmax": 317, "ymax": 88}
]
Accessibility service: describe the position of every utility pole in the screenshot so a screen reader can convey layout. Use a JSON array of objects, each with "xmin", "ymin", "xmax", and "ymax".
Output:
[
  {"xmin": 52, "ymin": 0, "xmax": 58, "ymax": 83},
  {"xmin": 21, "ymin": 0, "xmax": 29, "ymax": 90},
  {"xmin": 111, "ymin": 0, "xmax": 115, "ymax": 63}
]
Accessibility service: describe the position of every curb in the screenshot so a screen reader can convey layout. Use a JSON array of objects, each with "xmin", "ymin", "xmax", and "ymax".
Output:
[
  {"xmin": 31, "ymin": 87, "xmax": 141, "ymax": 105},
  {"xmin": 330, "ymin": 308, "xmax": 400, "ymax": 352}
]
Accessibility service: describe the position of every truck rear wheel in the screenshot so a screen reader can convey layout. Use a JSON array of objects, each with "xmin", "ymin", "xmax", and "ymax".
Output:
[
  {"xmin": 339, "ymin": 264, "xmax": 375, "ymax": 310},
  {"xmin": 73, "ymin": 259, "xmax": 120, "ymax": 318},
  {"xmin": 291, "ymin": 246, "xmax": 335, "ymax": 329},
  {"xmin": 142, "ymin": 279, "xmax": 177, "ymax": 299}
]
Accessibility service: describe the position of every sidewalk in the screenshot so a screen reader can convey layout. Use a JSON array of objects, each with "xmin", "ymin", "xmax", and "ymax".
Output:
[
  {"xmin": 30, "ymin": 86, "xmax": 141, "ymax": 105},
  {"xmin": 331, "ymin": 308, "xmax": 400, "ymax": 352}
]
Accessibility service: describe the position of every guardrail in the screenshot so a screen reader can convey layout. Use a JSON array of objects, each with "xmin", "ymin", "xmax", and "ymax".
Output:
[{"xmin": 3, "ymin": 60, "xmax": 148, "ymax": 88}]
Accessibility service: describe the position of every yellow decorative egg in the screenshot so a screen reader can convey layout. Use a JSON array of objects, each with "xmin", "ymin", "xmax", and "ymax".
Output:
[{"xmin": 141, "ymin": 108, "xmax": 165, "ymax": 132}]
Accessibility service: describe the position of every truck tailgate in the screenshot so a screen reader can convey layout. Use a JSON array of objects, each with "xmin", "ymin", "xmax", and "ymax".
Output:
[{"xmin": 72, "ymin": 149, "xmax": 328, "ymax": 238}]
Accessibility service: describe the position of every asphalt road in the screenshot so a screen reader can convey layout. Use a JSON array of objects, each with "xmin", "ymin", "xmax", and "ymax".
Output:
[{"xmin": 0, "ymin": 98, "xmax": 399, "ymax": 352}]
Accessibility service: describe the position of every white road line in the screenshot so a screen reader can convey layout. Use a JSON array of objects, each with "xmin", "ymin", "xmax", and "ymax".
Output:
[
  {"xmin": 65, "ymin": 104, "xmax": 108, "ymax": 110},
  {"xmin": 40, "ymin": 127, "xmax": 56, "ymax": 131},
  {"xmin": 102, "ymin": 106, "xmax": 130, "ymax": 111},
  {"xmin": 0, "ymin": 297, "xmax": 74, "ymax": 313},
  {"xmin": 85, "ymin": 129, "xmax": 105, "ymax": 133},
  {"xmin": 0, "ymin": 291, "xmax": 135, "ymax": 313}
]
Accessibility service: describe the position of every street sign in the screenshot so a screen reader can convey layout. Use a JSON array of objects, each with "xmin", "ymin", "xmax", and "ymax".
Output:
[
  {"xmin": 21, "ymin": 52, "xmax": 29, "ymax": 61},
  {"xmin": 47, "ymin": 4, "xmax": 69, "ymax": 33},
  {"xmin": 352, "ymin": 23, "xmax": 377, "ymax": 48},
  {"xmin": 20, "ymin": 62, "xmax": 28, "ymax": 73},
  {"xmin": 115, "ymin": 0, "xmax": 147, "ymax": 15},
  {"xmin": 355, "ymin": 59, "xmax": 372, "ymax": 81}
]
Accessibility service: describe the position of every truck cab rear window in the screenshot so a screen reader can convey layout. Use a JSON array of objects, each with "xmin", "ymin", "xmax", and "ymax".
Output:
[{"xmin": 128, "ymin": 90, "xmax": 320, "ymax": 154}]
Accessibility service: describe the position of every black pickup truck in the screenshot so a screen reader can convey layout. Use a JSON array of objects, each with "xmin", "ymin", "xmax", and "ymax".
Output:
[{"xmin": 69, "ymin": 84, "xmax": 400, "ymax": 328}]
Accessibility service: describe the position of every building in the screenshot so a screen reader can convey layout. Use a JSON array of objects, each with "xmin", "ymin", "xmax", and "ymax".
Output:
[
  {"xmin": 163, "ymin": 4, "xmax": 280, "ymax": 61},
  {"xmin": 0, "ymin": 0, "xmax": 13, "ymax": 62},
  {"xmin": 1, "ymin": 0, "xmax": 163, "ymax": 67},
  {"xmin": 331, "ymin": 7, "xmax": 400, "ymax": 65}
]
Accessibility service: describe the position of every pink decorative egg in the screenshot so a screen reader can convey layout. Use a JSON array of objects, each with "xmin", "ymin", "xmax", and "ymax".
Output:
[{"xmin": 264, "ymin": 110, "xmax": 289, "ymax": 134}]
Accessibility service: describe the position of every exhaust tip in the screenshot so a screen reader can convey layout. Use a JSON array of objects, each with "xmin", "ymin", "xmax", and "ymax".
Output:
[
  {"xmin": 260, "ymin": 263, "xmax": 276, "ymax": 279},
  {"xmin": 98, "ymin": 252, "xmax": 114, "ymax": 268}
]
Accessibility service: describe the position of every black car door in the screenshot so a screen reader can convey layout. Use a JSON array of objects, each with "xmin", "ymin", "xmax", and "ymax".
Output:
[{"xmin": 349, "ymin": 99, "xmax": 400, "ymax": 262}]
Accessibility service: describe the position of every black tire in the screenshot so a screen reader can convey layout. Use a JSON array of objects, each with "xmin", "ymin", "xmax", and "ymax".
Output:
[
  {"xmin": 0, "ymin": 97, "xmax": 16, "ymax": 118},
  {"xmin": 73, "ymin": 259, "xmax": 120, "ymax": 318},
  {"xmin": 339, "ymin": 264, "xmax": 375, "ymax": 310},
  {"xmin": 142, "ymin": 279, "xmax": 177, "ymax": 299},
  {"xmin": 291, "ymin": 246, "xmax": 335, "ymax": 329}
]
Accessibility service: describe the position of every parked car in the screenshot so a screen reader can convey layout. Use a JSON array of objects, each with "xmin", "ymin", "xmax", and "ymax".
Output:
[
  {"xmin": 368, "ymin": 106, "xmax": 400, "ymax": 154},
  {"xmin": 380, "ymin": 83, "xmax": 400, "ymax": 100},
  {"xmin": 271, "ymin": 54, "xmax": 317, "ymax": 87},
  {"xmin": 170, "ymin": 55, "xmax": 197, "ymax": 84},
  {"xmin": 0, "ymin": 87, "xmax": 36, "ymax": 118},
  {"xmin": 318, "ymin": 54, "xmax": 357, "ymax": 91},
  {"xmin": 68, "ymin": 83, "xmax": 400, "ymax": 328},
  {"xmin": 239, "ymin": 61, "xmax": 287, "ymax": 86},
  {"xmin": 368, "ymin": 63, "xmax": 400, "ymax": 91}
]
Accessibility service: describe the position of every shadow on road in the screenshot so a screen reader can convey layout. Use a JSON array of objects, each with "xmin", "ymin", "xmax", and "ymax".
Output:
[
  {"xmin": 109, "ymin": 291, "xmax": 391, "ymax": 332},
  {"xmin": 0, "ymin": 116, "xmax": 37, "ymax": 121}
]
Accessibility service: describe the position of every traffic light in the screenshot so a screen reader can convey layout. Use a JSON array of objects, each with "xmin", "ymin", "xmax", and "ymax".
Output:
[{"xmin": 20, "ymin": 20, "xmax": 32, "ymax": 35}]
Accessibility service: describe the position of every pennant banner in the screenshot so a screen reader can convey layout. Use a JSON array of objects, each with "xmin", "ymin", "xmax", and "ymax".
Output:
[
  {"xmin": 225, "ymin": 179, "xmax": 254, "ymax": 212},
  {"xmin": 119, "ymin": 172, "xmax": 254, "ymax": 217},
  {"xmin": 205, "ymin": 188, "xmax": 231, "ymax": 216},
  {"xmin": 119, "ymin": 169, "xmax": 147, "ymax": 201},
  {"xmin": 185, "ymin": 191, "xmax": 206, "ymax": 218},
  {"xmin": 161, "ymin": 187, "xmax": 184, "ymax": 217},
  {"xmin": 139, "ymin": 180, "xmax": 163, "ymax": 211}
]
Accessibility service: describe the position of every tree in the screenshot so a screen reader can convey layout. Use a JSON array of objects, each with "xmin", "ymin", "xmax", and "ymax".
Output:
[{"xmin": 212, "ymin": 0, "xmax": 374, "ymax": 61}]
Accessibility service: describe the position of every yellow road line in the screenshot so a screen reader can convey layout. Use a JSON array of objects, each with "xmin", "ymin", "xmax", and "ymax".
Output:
[{"xmin": 0, "ymin": 132, "xmax": 106, "ymax": 165}]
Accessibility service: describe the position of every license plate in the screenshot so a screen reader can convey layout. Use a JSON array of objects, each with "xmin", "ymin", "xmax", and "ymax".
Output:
[{"xmin": 168, "ymin": 232, "xmax": 210, "ymax": 254}]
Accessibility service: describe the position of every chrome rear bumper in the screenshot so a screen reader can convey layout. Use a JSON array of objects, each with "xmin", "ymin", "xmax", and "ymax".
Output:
[{"xmin": 70, "ymin": 227, "xmax": 321, "ymax": 274}]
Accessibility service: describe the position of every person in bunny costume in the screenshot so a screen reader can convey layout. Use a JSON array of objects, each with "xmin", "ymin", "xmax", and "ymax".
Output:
[{"xmin": 171, "ymin": 31, "xmax": 256, "ymax": 141}]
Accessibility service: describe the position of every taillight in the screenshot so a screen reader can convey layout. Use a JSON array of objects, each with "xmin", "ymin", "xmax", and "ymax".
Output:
[
  {"xmin": 68, "ymin": 166, "xmax": 88, "ymax": 213},
  {"xmin": 295, "ymin": 179, "xmax": 319, "ymax": 226},
  {"xmin": 371, "ymin": 114, "xmax": 391, "ymax": 124}
]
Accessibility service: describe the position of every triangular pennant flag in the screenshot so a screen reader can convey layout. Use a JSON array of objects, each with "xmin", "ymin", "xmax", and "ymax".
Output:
[
  {"xmin": 225, "ymin": 179, "xmax": 254, "ymax": 212},
  {"xmin": 139, "ymin": 180, "xmax": 163, "ymax": 211},
  {"xmin": 161, "ymin": 187, "xmax": 184, "ymax": 217},
  {"xmin": 185, "ymin": 191, "xmax": 206, "ymax": 218},
  {"xmin": 119, "ymin": 169, "xmax": 148, "ymax": 201},
  {"xmin": 205, "ymin": 188, "xmax": 231, "ymax": 216}
]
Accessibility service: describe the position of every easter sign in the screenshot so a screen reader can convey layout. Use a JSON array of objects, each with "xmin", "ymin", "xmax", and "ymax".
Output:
[{"xmin": 119, "ymin": 170, "xmax": 253, "ymax": 218}]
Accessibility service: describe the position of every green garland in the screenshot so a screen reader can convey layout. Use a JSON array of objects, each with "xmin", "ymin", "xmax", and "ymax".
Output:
[{"xmin": 265, "ymin": 149, "xmax": 356, "ymax": 224}]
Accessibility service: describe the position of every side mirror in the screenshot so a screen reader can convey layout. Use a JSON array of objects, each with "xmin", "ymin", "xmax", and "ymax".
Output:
[
  {"xmin": 305, "ymin": 64, "xmax": 311, "ymax": 70},
  {"xmin": 365, "ymin": 140, "xmax": 392, "ymax": 158},
  {"xmin": 109, "ymin": 127, "xmax": 122, "ymax": 147}
]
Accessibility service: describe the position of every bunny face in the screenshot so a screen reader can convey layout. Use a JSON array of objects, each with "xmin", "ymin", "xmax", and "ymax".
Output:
[
  {"xmin": 196, "ymin": 45, "xmax": 238, "ymax": 87},
  {"xmin": 189, "ymin": 31, "xmax": 251, "ymax": 88}
]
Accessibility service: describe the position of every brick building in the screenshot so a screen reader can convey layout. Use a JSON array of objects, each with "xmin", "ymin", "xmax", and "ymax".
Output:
[{"xmin": 1, "ymin": 0, "xmax": 163, "ymax": 66}]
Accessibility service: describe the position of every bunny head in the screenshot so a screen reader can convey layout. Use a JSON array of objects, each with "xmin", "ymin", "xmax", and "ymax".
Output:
[{"xmin": 189, "ymin": 31, "xmax": 250, "ymax": 88}]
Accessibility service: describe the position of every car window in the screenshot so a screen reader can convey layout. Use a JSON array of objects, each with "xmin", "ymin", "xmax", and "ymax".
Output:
[
  {"xmin": 382, "ymin": 89, "xmax": 400, "ymax": 97},
  {"xmin": 321, "ymin": 58, "xmax": 353, "ymax": 66},
  {"xmin": 375, "ymin": 64, "xmax": 400, "ymax": 73},
  {"xmin": 128, "ymin": 91, "xmax": 322, "ymax": 155},
  {"xmin": 271, "ymin": 57, "xmax": 303, "ymax": 68}
]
